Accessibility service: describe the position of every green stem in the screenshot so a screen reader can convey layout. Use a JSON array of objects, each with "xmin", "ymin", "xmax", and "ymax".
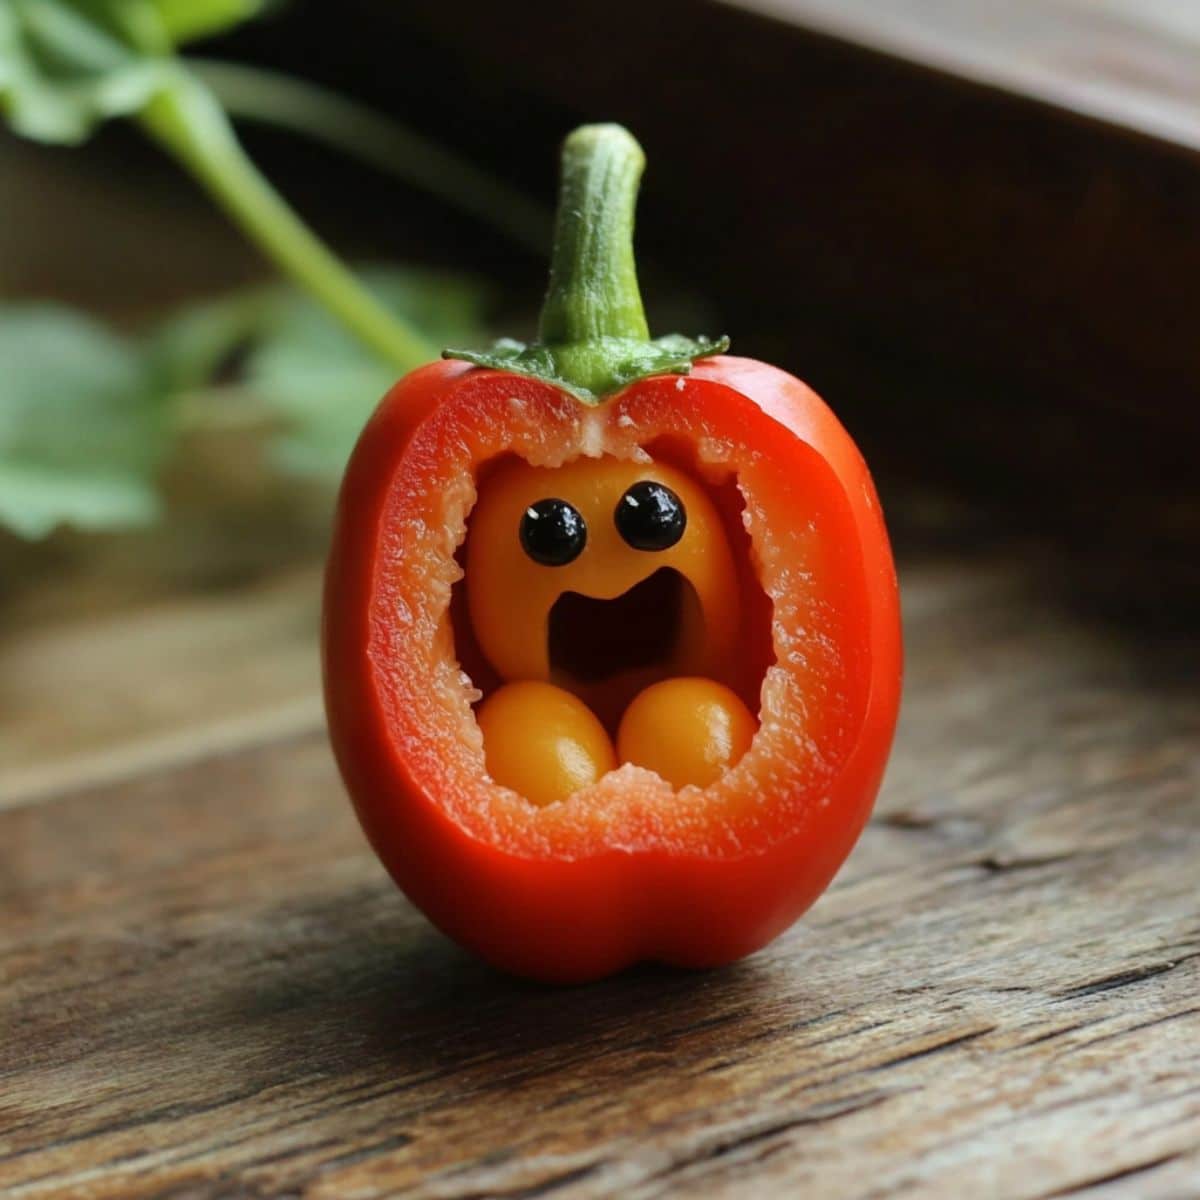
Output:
[
  {"xmin": 138, "ymin": 75, "xmax": 438, "ymax": 370},
  {"xmin": 191, "ymin": 59, "xmax": 550, "ymax": 256},
  {"xmin": 443, "ymin": 124, "xmax": 727, "ymax": 403},
  {"xmin": 538, "ymin": 124, "xmax": 649, "ymax": 344}
]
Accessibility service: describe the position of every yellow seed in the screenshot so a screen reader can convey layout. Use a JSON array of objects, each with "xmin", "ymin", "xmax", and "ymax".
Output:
[
  {"xmin": 477, "ymin": 681, "xmax": 617, "ymax": 807},
  {"xmin": 617, "ymin": 677, "xmax": 757, "ymax": 790}
]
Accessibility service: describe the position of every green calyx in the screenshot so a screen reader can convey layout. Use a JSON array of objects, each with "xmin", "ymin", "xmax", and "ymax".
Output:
[
  {"xmin": 444, "ymin": 124, "xmax": 728, "ymax": 404},
  {"xmin": 446, "ymin": 332, "xmax": 729, "ymax": 404}
]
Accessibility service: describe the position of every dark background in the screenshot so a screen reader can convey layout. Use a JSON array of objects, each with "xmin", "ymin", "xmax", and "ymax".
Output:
[{"xmin": 208, "ymin": 0, "xmax": 1200, "ymax": 577}]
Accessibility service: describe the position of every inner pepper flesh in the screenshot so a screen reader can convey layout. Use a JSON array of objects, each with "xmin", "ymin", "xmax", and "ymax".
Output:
[{"xmin": 463, "ymin": 455, "xmax": 760, "ymax": 802}]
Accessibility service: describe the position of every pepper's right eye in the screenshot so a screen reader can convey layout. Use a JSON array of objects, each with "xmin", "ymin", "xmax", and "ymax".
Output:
[{"xmin": 520, "ymin": 498, "xmax": 587, "ymax": 566}]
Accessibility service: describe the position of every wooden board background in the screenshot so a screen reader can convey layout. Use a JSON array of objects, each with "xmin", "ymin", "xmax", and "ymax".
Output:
[{"xmin": 3, "ymin": 545, "xmax": 1199, "ymax": 1199}]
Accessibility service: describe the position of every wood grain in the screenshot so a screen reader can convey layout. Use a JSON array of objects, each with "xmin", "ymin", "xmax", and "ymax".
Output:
[
  {"xmin": 3, "ymin": 549, "xmax": 1198, "ymax": 1199},
  {"xmin": 0, "ymin": 566, "xmax": 322, "ymax": 811},
  {"xmin": 728, "ymin": 0, "xmax": 1200, "ymax": 152}
]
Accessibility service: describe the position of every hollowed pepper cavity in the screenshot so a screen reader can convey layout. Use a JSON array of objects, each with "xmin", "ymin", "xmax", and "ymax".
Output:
[{"xmin": 467, "ymin": 456, "xmax": 756, "ymax": 802}]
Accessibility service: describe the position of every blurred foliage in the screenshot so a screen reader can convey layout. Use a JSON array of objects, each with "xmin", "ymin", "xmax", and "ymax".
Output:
[
  {"xmin": 248, "ymin": 269, "xmax": 489, "ymax": 478},
  {"xmin": 0, "ymin": 270, "xmax": 491, "ymax": 538},
  {"xmin": 0, "ymin": 307, "xmax": 168, "ymax": 538},
  {"xmin": 0, "ymin": 0, "xmax": 532, "ymax": 540},
  {"xmin": 0, "ymin": 0, "xmax": 269, "ymax": 143}
]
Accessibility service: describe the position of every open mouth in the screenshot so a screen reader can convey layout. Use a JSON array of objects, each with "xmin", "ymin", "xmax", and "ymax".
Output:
[{"xmin": 548, "ymin": 568, "xmax": 697, "ymax": 686}]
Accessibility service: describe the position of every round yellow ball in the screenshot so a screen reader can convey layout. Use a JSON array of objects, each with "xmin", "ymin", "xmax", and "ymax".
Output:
[
  {"xmin": 477, "ymin": 681, "xmax": 617, "ymax": 807},
  {"xmin": 617, "ymin": 677, "xmax": 757, "ymax": 790}
]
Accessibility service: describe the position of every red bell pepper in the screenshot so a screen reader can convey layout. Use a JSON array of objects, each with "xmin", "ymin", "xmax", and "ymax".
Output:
[{"xmin": 323, "ymin": 125, "xmax": 902, "ymax": 982}]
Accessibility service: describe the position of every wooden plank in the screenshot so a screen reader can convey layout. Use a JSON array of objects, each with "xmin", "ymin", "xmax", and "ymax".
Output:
[
  {"xmin": 2, "ymin": 550, "xmax": 1198, "ymax": 1199},
  {"xmin": 726, "ymin": 0, "xmax": 1200, "ymax": 152},
  {"xmin": 0, "ymin": 566, "xmax": 323, "ymax": 812}
]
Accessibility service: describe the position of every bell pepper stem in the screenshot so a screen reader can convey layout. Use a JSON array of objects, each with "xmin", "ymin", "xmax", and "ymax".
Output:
[
  {"xmin": 138, "ymin": 76, "xmax": 439, "ymax": 371},
  {"xmin": 537, "ymin": 124, "xmax": 650, "ymax": 345},
  {"xmin": 443, "ymin": 124, "xmax": 727, "ymax": 402}
]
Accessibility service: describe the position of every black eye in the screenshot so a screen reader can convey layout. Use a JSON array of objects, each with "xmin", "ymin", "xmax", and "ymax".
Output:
[
  {"xmin": 520, "ymin": 498, "xmax": 587, "ymax": 566},
  {"xmin": 615, "ymin": 481, "xmax": 686, "ymax": 551}
]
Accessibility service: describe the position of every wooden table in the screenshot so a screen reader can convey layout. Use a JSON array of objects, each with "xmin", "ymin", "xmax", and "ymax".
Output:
[{"xmin": 4, "ymin": 533, "xmax": 1199, "ymax": 1198}]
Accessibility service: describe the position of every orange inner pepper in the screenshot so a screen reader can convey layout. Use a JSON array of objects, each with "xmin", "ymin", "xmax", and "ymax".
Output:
[{"xmin": 466, "ymin": 456, "xmax": 758, "ymax": 801}]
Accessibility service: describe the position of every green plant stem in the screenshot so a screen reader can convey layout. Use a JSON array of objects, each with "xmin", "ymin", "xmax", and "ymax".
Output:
[
  {"xmin": 191, "ymin": 59, "xmax": 550, "ymax": 256},
  {"xmin": 138, "ymin": 74, "xmax": 438, "ymax": 370}
]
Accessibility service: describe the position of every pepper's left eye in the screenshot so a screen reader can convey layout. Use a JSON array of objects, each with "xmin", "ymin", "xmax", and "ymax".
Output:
[
  {"xmin": 615, "ymin": 481, "xmax": 687, "ymax": 551},
  {"xmin": 520, "ymin": 498, "xmax": 587, "ymax": 566}
]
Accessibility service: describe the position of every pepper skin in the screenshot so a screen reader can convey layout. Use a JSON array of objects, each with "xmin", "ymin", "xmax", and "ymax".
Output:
[{"xmin": 323, "ymin": 126, "xmax": 902, "ymax": 982}]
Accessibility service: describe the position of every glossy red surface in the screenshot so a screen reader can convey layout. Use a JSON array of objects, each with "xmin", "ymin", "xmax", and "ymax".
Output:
[{"xmin": 323, "ymin": 358, "xmax": 902, "ymax": 981}]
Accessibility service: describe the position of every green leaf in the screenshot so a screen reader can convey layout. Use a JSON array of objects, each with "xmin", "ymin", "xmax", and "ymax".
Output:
[
  {"xmin": 0, "ymin": 305, "xmax": 168, "ymax": 538},
  {"xmin": 0, "ymin": 270, "xmax": 490, "ymax": 537},
  {"xmin": 247, "ymin": 267, "xmax": 491, "ymax": 479},
  {"xmin": 1, "ymin": 0, "xmax": 162, "ymax": 142},
  {"xmin": 148, "ymin": 284, "xmax": 277, "ymax": 393},
  {"xmin": 149, "ymin": 0, "xmax": 271, "ymax": 47},
  {"xmin": 0, "ymin": 0, "xmax": 265, "ymax": 144},
  {"xmin": 0, "ymin": 465, "xmax": 160, "ymax": 537}
]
